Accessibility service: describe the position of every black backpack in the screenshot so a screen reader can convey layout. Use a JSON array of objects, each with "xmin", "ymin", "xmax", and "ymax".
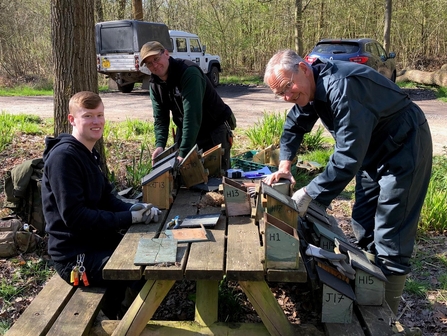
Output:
[{"xmin": 3, "ymin": 158, "xmax": 46, "ymax": 236}]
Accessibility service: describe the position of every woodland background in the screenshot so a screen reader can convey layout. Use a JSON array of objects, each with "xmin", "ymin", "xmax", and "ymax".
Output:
[{"xmin": 1, "ymin": 0, "xmax": 447, "ymax": 86}]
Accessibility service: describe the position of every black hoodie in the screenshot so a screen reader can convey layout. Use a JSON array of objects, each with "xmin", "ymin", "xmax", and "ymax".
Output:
[{"xmin": 42, "ymin": 134, "xmax": 132, "ymax": 262}]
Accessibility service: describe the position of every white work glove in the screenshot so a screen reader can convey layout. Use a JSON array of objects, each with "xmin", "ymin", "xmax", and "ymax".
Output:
[
  {"xmin": 130, "ymin": 203, "xmax": 161, "ymax": 224},
  {"xmin": 291, "ymin": 187, "xmax": 312, "ymax": 216},
  {"xmin": 147, "ymin": 206, "xmax": 162, "ymax": 223}
]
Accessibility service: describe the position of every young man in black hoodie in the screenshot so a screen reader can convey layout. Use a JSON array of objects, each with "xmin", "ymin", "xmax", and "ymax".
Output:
[{"xmin": 41, "ymin": 91, "xmax": 160, "ymax": 319}]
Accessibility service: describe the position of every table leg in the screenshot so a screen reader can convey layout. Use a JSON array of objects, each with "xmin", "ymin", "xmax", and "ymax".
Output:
[
  {"xmin": 111, "ymin": 279, "xmax": 175, "ymax": 336},
  {"xmin": 195, "ymin": 280, "xmax": 219, "ymax": 326},
  {"xmin": 239, "ymin": 280, "xmax": 294, "ymax": 336}
]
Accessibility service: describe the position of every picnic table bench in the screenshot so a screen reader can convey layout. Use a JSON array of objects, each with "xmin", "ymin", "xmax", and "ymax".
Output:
[{"xmin": 5, "ymin": 273, "xmax": 106, "ymax": 336}]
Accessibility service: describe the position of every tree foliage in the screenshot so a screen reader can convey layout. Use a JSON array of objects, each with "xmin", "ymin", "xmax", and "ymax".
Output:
[{"xmin": 1, "ymin": 0, "xmax": 447, "ymax": 83}]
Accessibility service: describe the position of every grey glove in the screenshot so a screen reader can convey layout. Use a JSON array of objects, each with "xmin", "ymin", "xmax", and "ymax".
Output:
[
  {"xmin": 305, "ymin": 243, "xmax": 347, "ymax": 261},
  {"xmin": 130, "ymin": 203, "xmax": 160, "ymax": 224},
  {"xmin": 291, "ymin": 187, "xmax": 312, "ymax": 216},
  {"xmin": 331, "ymin": 259, "xmax": 356, "ymax": 280}
]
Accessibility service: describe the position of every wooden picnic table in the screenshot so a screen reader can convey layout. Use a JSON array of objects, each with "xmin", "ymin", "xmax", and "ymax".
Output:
[{"xmin": 101, "ymin": 187, "xmax": 307, "ymax": 336}]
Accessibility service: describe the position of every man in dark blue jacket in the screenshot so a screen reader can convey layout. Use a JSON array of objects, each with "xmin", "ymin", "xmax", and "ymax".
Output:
[
  {"xmin": 42, "ymin": 91, "xmax": 160, "ymax": 319},
  {"xmin": 263, "ymin": 49, "xmax": 432, "ymax": 314}
]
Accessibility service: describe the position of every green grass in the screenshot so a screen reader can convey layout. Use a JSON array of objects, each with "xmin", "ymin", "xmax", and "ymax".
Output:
[
  {"xmin": 436, "ymin": 86, "xmax": 447, "ymax": 102},
  {"xmin": 0, "ymin": 258, "xmax": 54, "ymax": 303},
  {"xmin": 245, "ymin": 111, "xmax": 288, "ymax": 148},
  {"xmin": 435, "ymin": 253, "xmax": 447, "ymax": 268},
  {"xmin": 405, "ymin": 278, "xmax": 429, "ymax": 297},
  {"xmin": 0, "ymin": 113, "xmax": 51, "ymax": 151},
  {"xmin": 419, "ymin": 154, "xmax": 447, "ymax": 232},
  {"xmin": 220, "ymin": 74, "xmax": 264, "ymax": 86},
  {"xmin": 245, "ymin": 111, "xmax": 326, "ymax": 152},
  {"xmin": 439, "ymin": 274, "xmax": 447, "ymax": 290},
  {"xmin": 0, "ymin": 85, "xmax": 53, "ymax": 96},
  {"xmin": 125, "ymin": 143, "xmax": 153, "ymax": 189}
]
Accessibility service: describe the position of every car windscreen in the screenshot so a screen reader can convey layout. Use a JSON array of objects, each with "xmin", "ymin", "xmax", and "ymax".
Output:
[{"xmin": 313, "ymin": 42, "xmax": 360, "ymax": 55}]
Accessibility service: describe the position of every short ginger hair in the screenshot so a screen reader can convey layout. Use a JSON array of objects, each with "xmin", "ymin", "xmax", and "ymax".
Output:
[{"xmin": 69, "ymin": 91, "xmax": 103, "ymax": 114}]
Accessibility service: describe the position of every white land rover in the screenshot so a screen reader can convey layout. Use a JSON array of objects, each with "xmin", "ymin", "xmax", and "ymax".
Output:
[{"xmin": 95, "ymin": 20, "xmax": 222, "ymax": 93}]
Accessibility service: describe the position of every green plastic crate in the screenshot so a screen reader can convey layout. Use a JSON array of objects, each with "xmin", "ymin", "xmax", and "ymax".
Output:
[{"xmin": 230, "ymin": 150, "xmax": 279, "ymax": 172}]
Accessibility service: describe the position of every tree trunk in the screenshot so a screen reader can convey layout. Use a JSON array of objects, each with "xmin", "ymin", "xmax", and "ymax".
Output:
[
  {"xmin": 383, "ymin": 0, "xmax": 392, "ymax": 53},
  {"xmin": 294, "ymin": 0, "xmax": 303, "ymax": 55},
  {"xmin": 95, "ymin": 0, "xmax": 104, "ymax": 22},
  {"xmin": 397, "ymin": 65, "xmax": 447, "ymax": 87},
  {"xmin": 51, "ymin": 0, "xmax": 106, "ymax": 173},
  {"xmin": 132, "ymin": 0, "xmax": 143, "ymax": 20},
  {"xmin": 118, "ymin": 0, "xmax": 126, "ymax": 19}
]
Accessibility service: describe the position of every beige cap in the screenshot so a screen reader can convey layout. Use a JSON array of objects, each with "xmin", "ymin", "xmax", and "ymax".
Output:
[{"xmin": 139, "ymin": 41, "xmax": 165, "ymax": 66}]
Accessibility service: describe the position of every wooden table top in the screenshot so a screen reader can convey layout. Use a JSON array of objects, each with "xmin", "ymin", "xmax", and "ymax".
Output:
[{"xmin": 103, "ymin": 187, "xmax": 307, "ymax": 283}]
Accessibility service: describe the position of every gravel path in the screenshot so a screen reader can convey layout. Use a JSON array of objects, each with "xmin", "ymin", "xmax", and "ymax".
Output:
[{"xmin": 0, "ymin": 85, "xmax": 445, "ymax": 155}]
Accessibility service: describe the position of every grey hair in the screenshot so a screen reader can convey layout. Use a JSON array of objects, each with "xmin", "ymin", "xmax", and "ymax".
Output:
[{"xmin": 264, "ymin": 49, "xmax": 308, "ymax": 84}]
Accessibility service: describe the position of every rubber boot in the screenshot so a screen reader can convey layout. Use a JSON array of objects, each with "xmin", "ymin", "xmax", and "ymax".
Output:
[{"xmin": 385, "ymin": 274, "xmax": 407, "ymax": 315}]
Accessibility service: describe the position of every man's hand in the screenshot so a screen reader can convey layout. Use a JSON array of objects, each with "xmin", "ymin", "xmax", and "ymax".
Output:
[
  {"xmin": 130, "ymin": 203, "xmax": 162, "ymax": 224},
  {"xmin": 147, "ymin": 206, "xmax": 162, "ymax": 223},
  {"xmin": 263, "ymin": 160, "xmax": 295, "ymax": 185},
  {"xmin": 263, "ymin": 171, "xmax": 295, "ymax": 185},
  {"xmin": 291, "ymin": 187, "xmax": 312, "ymax": 216},
  {"xmin": 152, "ymin": 147, "xmax": 164, "ymax": 161}
]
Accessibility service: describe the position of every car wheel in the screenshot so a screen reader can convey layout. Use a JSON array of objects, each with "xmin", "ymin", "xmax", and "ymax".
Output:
[
  {"xmin": 207, "ymin": 66, "xmax": 219, "ymax": 87},
  {"xmin": 118, "ymin": 83, "xmax": 135, "ymax": 93}
]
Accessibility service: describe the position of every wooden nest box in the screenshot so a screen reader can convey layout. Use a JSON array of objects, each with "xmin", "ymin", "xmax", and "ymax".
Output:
[{"xmin": 141, "ymin": 154, "xmax": 177, "ymax": 209}]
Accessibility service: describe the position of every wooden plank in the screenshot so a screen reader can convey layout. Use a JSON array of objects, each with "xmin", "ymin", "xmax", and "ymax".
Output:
[
  {"xmin": 46, "ymin": 286, "xmax": 106, "ymax": 336},
  {"xmin": 324, "ymin": 312, "xmax": 364, "ymax": 336},
  {"xmin": 239, "ymin": 280, "xmax": 295, "ymax": 336},
  {"xmin": 178, "ymin": 144, "xmax": 208, "ymax": 187},
  {"xmin": 142, "ymin": 172, "xmax": 174, "ymax": 210},
  {"xmin": 195, "ymin": 280, "xmax": 219, "ymax": 326},
  {"xmin": 92, "ymin": 321, "xmax": 273, "ymax": 336},
  {"xmin": 203, "ymin": 144, "xmax": 223, "ymax": 177},
  {"xmin": 5, "ymin": 274, "xmax": 75, "ymax": 336},
  {"xmin": 111, "ymin": 279, "xmax": 176, "ymax": 336},
  {"xmin": 102, "ymin": 212, "xmax": 168, "ymax": 280},
  {"xmin": 354, "ymin": 269, "xmax": 385, "ymax": 306},
  {"xmin": 92, "ymin": 320, "xmax": 325, "ymax": 336},
  {"xmin": 266, "ymin": 266, "xmax": 307, "ymax": 283},
  {"xmin": 264, "ymin": 213, "xmax": 300, "ymax": 270},
  {"xmin": 185, "ymin": 211, "xmax": 226, "ymax": 280},
  {"xmin": 226, "ymin": 216, "xmax": 264, "ymax": 281},
  {"xmin": 321, "ymin": 283, "xmax": 354, "ymax": 323},
  {"xmin": 222, "ymin": 177, "xmax": 251, "ymax": 216},
  {"xmin": 356, "ymin": 304, "xmax": 397, "ymax": 335},
  {"xmin": 144, "ymin": 189, "xmax": 203, "ymax": 280}
]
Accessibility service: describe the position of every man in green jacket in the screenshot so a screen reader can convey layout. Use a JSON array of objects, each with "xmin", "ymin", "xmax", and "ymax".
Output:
[{"xmin": 140, "ymin": 41, "xmax": 235, "ymax": 172}]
